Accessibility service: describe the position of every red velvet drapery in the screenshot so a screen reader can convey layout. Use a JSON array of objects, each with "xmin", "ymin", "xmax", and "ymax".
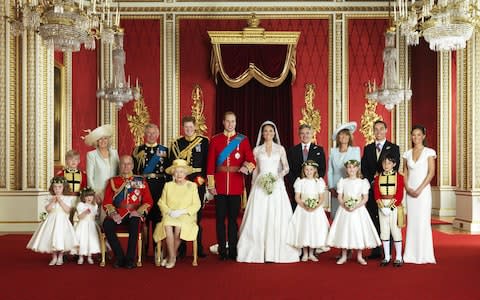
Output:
[
  {"xmin": 213, "ymin": 44, "xmax": 294, "ymax": 147},
  {"xmin": 215, "ymin": 74, "xmax": 293, "ymax": 148}
]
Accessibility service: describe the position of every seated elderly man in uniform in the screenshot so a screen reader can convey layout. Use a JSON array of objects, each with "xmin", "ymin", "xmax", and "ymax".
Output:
[{"xmin": 103, "ymin": 155, "xmax": 153, "ymax": 269}]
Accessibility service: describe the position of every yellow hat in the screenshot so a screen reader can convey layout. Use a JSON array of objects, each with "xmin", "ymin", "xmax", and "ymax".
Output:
[
  {"xmin": 83, "ymin": 124, "xmax": 113, "ymax": 147},
  {"xmin": 165, "ymin": 159, "xmax": 193, "ymax": 175}
]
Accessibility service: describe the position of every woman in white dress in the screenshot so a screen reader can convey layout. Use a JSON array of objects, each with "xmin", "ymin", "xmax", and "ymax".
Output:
[
  {"xmin": 84, "ymin": 124, "xmax": 119, "ymax": 220},
  {"xmin": 237, "ymin": 121, "xmax": 300, "ymax": 263},
  {"xmin": 403, "ymin": 125, "xmax": 437, "ymax": 264},
  {"xmin": 328, "ymin": 122, "xmax": 361, "ymax": 219}
]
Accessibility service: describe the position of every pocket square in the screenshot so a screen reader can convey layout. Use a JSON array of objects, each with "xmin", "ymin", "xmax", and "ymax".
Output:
[{"xmin": 386, "ymin": 146, "xmax": 391, "ymax": 150}]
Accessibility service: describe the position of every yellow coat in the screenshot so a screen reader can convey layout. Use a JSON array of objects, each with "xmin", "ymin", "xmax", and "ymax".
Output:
[{"xmin": 153, "ymin": 181, "xmax": 201, "ymax": 242}]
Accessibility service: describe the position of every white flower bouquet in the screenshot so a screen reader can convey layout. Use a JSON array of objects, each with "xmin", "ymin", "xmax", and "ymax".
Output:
[
  {"xmin": 258, "ymin": 173, "xmax": 276, "ymax": 195},
  {"xmin": 344, "ymin": 197, "xmax": 359, "ymax": 210},
  {"xmin": 304, "ymin": 197, "xmax": 319, "ymax": 209}
]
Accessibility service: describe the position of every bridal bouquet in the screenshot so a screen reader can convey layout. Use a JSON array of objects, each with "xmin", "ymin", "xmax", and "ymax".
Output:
[
  {"xmin": 344, "ymin": 197, "xmax": 359, "ymax": 210},
  {"xmin": 304, "ymin": 198, "xmax": 319, "ymax": 209},
  {"xmin": 258, "ymin": 173, "xmax": 276, "ymax": 195}
]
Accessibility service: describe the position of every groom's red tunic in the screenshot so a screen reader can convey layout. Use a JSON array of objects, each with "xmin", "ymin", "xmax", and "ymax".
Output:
[{"xmin": 207, "ymin": 131, "xmax": 255, "ymax": 195}]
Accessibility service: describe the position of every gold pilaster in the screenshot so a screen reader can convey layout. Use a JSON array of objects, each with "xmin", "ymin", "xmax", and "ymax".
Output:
[
  {"xmin": 393, "ymin": 34, "xmax": 410, "ymax": 170},
  {"xmin": 453, "ymin": 31, "xmax": 480, "ymax": 232},
  {"xmin": 0, "ymin": 1, "xmax": 7, "ymax": 189},
  {"xmin": 166, "ymin": 13, "xmax": 177, "ymax": 145},
  {"xmin": 332, "ymin": 13, "xmax": 347, "ymax": 133},
  {"xmin": 432, "ymin": 51, "xmax": 456, "ymax": 217},
  {"xmin": 64, "ymin": 52, "xmax": 73, "ymax": 150}
]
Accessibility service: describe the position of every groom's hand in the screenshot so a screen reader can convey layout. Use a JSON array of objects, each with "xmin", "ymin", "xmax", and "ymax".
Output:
[{"xmin": 239, "ymin": 166, "xmax": 249, "ymax": 175}]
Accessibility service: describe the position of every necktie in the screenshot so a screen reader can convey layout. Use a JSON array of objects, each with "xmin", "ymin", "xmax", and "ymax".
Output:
[
  {"xmin": 376, "ymin": 143, "xmax": 382, "ymax": 159},
  {"xmin": 303, "ymin": 145, "xmax": 308, "ymax": 161}
]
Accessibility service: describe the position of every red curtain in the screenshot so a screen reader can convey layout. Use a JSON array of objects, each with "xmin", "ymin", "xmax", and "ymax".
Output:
[
  {"xmin": 215, "ymin": 73, "xmax": 293, "ymax": 148},
  {"xmin": 219, "ymin": 44, "xmax": 288, "ymax": 78}
]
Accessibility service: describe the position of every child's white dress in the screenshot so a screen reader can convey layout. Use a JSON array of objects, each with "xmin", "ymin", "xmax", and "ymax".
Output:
[
  {"xmin": 286, "ymin": 178, "xmax": 330, "ymax": 248},
  {"xmin": 27, "ymin": 196, "xmax": 78, "ymax": 253},
  {"xmin": 327, "ymin": 178, "xmax": 381, "ymax": 249},
  {"xmin": 72, "ymin": 202, "xmax": 101, "ymax": 256}
]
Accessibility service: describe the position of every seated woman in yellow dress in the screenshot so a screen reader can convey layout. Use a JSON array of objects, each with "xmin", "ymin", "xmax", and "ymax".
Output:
[{"xmin": 153, "ymin": 159, "xmax": 201, "ymax": 269}]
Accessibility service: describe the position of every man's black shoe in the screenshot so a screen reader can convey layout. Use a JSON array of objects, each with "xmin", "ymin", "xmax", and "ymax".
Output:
[
  {"xmin": 113, "ymin": 259, "xmax": 124, "ymax": 269},
  {"xmin": 124, "ymin": 261, "xmax": 136, "ymax": 269}
]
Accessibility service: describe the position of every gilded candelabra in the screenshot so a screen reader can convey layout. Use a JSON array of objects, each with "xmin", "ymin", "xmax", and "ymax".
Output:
[
  {"xmin": 299, "ymin": 84, "xmax": 321, "ymax": 143},
  {"xmin": 191, "ymin": 84, "xmax": 208, "ymax": 136},
  {"xmin": 360, "ymin": 85, "xmax": 383, "ymax": 145},
  {"xmin": 127, "ymin": 88, "xmax": 151, "ymax": 146}
]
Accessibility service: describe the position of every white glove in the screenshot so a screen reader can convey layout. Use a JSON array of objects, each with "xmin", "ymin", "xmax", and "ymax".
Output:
[
  {"xmin": 169, "ymin": 209, "xmax": 187, "ymax": 218},
  {"xmin": 380, "ymin": 207, "xmax": 391, "ymax": 216}
]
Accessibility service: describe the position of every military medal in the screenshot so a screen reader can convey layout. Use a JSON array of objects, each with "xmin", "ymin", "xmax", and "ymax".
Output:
[{"xmin": 235, "ymin": 152, "xmax": 240, "ymax": 159}]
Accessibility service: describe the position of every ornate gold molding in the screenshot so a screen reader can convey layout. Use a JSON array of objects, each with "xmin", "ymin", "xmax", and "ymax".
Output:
[
  {"xmin": 300, "ymin": 84, "xmax": 321, "ymax": 143},
  {"xmin": 0, "ymin": 1, "xmax": 7, "ymax": 189},
  {"xmin": 437, "ymin": 51, "xmax": 452, "ymax": 187},
  {"xmin": 127, "ymin": 90, "xmax": 151, "ymax": 147},
  {"xmin": 191, "ymin": 84, "xmax": 208, "ymax": 136}
]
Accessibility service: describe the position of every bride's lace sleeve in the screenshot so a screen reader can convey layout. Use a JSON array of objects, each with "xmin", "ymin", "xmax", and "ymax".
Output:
[
  {"xmin": 251, "ymin": 147, "xmax": 260, "ymax": 185},
  {"xmin": 278, "ymin": 145, "xmax": 290, "ymax": 178}
]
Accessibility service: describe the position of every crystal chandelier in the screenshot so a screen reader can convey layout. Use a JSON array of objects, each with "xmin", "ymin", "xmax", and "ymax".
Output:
[
  {"xmin": 395, "ymin": 0, "xmax": 479, "ymax": 51},
  {"xmin": 8, "ymin": 0, "xmax": 121, "ymax": 52},
  {"xmin": 366, "ymin": 29, "xmax": 412, "ymax": 111},
  {"xmin": 96, "ymin": 29, "xmax": 137, "ymax": 109}
]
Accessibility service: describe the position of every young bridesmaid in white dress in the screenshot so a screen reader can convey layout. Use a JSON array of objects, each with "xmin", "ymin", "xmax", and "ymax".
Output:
[
  {"xmin": 327, "ymin": 160, "xmax": 381, "ymax": 265},
  {"xmin": 403, "ymin": 125, "xmax": 437, "ymax": 264},
  {"xmin": 73, "ymin": 187, "xmax": 101, "ymax": 264},
  {"xmin": 27, "ymin": 176, "xmax": 78, "ymax": 265},
  {"xmin": 287, "ymin": 160, "xmax": 330, "ymax": 261}
]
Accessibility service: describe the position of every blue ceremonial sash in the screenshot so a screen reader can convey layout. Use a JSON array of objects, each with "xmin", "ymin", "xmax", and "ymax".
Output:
[
  {"xmin": 143, "ymin": 145, "xmax": 167, "ymax": 174},
  {"xmin": 216, "ymin": 134, "xmax": 245, "ymax": 166},
  {"xmin": 113, "ymin": 183, "xmax": 129, "ymax": 207}
]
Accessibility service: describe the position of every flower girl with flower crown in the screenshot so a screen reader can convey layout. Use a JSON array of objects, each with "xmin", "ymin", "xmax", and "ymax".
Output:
[
  {"xmin": 286, "ymin": 160, "xmax": 330, "ymax": 262},
  {"xmin": 27, "ymin": 176, "xmax": 79, "ymax": 265},
  {"xmin": 326, "ymin": 160, "xmax": 380, "ymax": 265}
]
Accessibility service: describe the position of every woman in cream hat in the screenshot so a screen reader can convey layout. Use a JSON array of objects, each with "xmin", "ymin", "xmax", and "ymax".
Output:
[
  {"xmin": 153, "ymin": 159, "xmax": 200, "ymax": 269},
  {"xmin": 327, "ymin": 122, "xmax": 360, "ymax": 220},
  {"xmin": 84, "ymin": 124, "xmax": 119, "ymax": 209}
]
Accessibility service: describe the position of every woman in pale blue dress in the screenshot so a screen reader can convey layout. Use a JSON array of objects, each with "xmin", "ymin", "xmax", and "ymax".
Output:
[{"xmin": 328, "ymin": 122, "xmax": 360, "ymax": 219}]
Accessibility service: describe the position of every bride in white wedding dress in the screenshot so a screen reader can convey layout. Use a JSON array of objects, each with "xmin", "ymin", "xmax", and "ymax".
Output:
[{"xmin": 237, "ymin": 121, "xmax": 300, "ymax": 263}]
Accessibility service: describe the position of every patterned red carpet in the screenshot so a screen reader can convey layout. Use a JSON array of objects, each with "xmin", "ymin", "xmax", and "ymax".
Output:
[{"xmin": 1, "ymin": 218, "xmax": 479, "ymax": 300}]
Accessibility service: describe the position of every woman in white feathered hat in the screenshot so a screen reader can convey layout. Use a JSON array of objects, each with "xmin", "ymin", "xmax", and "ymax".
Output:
[
  {"xmin": 84, "ymin": 124, "xmax": 119, "ymax": 208},
  {"xmin": 327, "ymin": 122, "xmax": 360, "ymax": 220}
]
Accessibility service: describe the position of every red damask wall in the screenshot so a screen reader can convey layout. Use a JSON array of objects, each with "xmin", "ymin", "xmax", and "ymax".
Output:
[
  {"xmin": 411, "ymin": 40, "xmax": 438, "ymax": 185},
  {"xmin": 117, "ymin": 18, "xmax": 162, "ymax": 156},
  {"xmin": 348, "ymin": 18, "xmax": 390, "ymax": 149},
  {"xmin": 71, "ymin": 48, "xmax": 98, "ymax": 170},
  {"xmin": 178, "ymin": 18, "xmax": 330, "ymax": 150}
]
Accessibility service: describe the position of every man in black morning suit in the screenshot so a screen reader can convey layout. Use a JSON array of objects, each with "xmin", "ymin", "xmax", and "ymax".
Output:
[
  {"xmin": 287, "ymin": 124, "xmax": 326, "ymax": 210},
  {"xmin": 361, "ymin": 120, "xmax": 400, "ymax": 259}
]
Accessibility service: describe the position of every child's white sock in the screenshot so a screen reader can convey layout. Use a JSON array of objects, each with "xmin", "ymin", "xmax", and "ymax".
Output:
[
  {"xmin": 394, "ymin": 241, "xmax": 403, "ymax": 261},
  {"xmin": 382, "ymin": 241, "xmax": 391, "ymax": 261}
]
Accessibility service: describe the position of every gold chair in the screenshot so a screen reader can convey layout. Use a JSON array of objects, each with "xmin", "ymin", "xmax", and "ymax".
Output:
[
  {"xmin": 155, "ymin": 239, "xmax": 198, "ymax": 267},
  {"xmin": 99, "ymin": 223, "xmax": 145, "ymax": 267}
]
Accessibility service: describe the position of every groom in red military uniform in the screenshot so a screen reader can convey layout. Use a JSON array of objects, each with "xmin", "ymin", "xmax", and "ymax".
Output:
[
  {"xmin": 103, "ymin": 155, "xmax": 153, "ymax": 269},
  {"xmin": 207, "ymin": 111, "xmax": 255, "ymax": 261}
]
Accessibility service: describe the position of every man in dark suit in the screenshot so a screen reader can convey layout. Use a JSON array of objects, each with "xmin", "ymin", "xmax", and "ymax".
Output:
[
  {"xmin": 287, "ymin": 124, "xmax": 326, "ymax": 210},
  {"xmin": 361, "ymin": 120, "xmax": 400, "ymax": 259}
]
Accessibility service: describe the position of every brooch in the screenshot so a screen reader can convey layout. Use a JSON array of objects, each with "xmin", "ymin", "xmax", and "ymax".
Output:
[{"xmin": 234, "ymin": 152, "xmax": 241, "ymax": 159}]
